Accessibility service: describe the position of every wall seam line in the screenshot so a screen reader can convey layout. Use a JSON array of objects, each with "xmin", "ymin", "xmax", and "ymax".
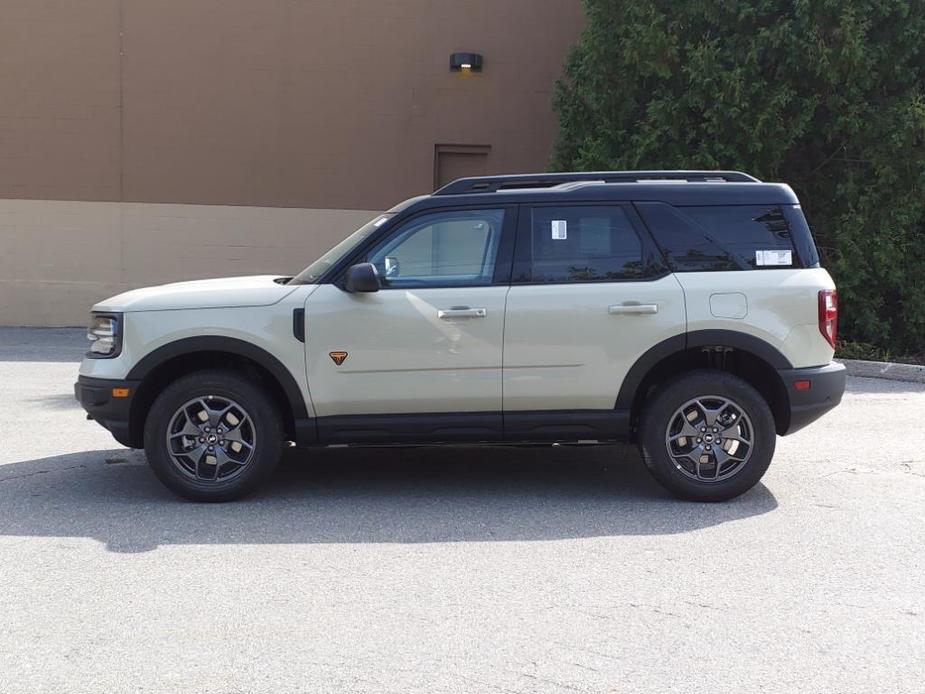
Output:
[{"xmin": 118, "ymin": 0, "xmax": 126, "ymax": 286}]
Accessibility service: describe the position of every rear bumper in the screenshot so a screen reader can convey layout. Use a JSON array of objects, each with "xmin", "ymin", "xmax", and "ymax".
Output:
[
  {"xmin": 777, "ymin": 362, "xmax": 846, "ymax": 435},
  {"xmin": 74, "ymin": 375, "xmax": 141, "ymax": 448}
]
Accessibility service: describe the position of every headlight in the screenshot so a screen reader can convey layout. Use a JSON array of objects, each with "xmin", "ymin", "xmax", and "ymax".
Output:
[{"xmin": 87, "ymin": 313, "xmax": 122, "ymax": 358}]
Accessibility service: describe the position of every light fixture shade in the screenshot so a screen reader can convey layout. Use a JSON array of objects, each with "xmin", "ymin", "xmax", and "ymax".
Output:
[{"xmin": 450, "ymin": 52, "xmax": 483, "ymax": 72}]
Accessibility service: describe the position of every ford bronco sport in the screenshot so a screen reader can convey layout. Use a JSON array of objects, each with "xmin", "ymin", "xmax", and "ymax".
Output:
[{"xmin": 75, "ymin": 170, "xmax": 846, "ymax": 502}]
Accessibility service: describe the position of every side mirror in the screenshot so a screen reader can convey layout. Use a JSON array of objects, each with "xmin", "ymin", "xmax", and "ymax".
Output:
[{"xmin": 344, "ymin": 263, "xmax": 380, "ymax": 293}]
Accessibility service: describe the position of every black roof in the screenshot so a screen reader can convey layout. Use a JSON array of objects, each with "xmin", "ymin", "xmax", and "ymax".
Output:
[{"xmin": 408, "ymin": 171, "xmax": 799, "ymax": 212}]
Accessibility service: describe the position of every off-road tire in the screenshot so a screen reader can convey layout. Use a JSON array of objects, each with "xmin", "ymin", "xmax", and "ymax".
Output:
[
  {"xmin": 144, "ymin": 369, "xmax": 283, "ymax": 502},
  {"xmin": 639, "ymin": 370, "xmax": 776, "ymax": 502}
]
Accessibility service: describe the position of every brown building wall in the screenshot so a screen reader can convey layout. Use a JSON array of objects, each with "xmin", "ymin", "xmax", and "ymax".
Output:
[
  {"xmin": 0, "ymin": 0, "xmax": 584, "ymax": 325},
  {"xmin": 0, "ymin": 1, "xmax": 122, "ymax": 201}
]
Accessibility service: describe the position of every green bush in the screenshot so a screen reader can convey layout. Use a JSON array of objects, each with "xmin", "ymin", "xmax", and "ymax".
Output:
[
  {"xmin": 836, "ymin": 340, "xmax": 925, "ymax": 365},
  {"xmin": 553, "ymin": 0, "xmax": 925, "ymax": 354}
]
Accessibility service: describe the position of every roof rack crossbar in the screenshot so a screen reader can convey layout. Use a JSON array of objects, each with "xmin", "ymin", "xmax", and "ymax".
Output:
[{"xmin": 433, "ymin": 170, "xmax": 760, "ymax": 195}]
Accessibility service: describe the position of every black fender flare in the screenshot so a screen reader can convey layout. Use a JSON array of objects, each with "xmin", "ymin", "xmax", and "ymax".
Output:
[
  {"xmin": 615, "ymin": 330, "xmax": 793, "ymax": 410},
  {"xmin": 126, "ymin": 336, "xmax": 309, "ymax": 419}
]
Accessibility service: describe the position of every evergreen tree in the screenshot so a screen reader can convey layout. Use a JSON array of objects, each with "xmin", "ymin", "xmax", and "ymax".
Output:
[{"xmin": 553, "ymin": 0, "xmax": 925, "ymax": 354}]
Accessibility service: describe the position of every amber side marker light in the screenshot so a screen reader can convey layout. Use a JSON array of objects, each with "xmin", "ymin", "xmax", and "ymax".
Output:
[
  {"xmin": 112, "ymin": 387, "xmax": 131, "ymax": 398},
  {"xmin": 793, "ymin": 380, "xmax": 812, "ymax": 392}
]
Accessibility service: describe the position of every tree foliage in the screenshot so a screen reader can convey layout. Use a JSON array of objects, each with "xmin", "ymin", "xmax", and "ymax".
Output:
[{"xmin": 553, "ymin": 0, "xmax": 925, "ymax": 354}]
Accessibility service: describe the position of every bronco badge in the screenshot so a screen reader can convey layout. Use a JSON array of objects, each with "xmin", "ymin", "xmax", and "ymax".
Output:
[{"xmin": 329, "ymin": 351, "xmax": 348, "ymax": 365}]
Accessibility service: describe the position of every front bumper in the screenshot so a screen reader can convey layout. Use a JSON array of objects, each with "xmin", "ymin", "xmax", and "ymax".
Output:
[
  {"xmin": 777, "ymin": 362, "xmax": 847, "ymax": 435},
  {"xmin": 74, "ymin": 376, "xmax": 141, "ymax": 448}
]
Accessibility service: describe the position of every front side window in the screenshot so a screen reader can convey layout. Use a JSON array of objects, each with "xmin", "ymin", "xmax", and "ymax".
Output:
[
  {"xmin": 366, "ymin": 209, "xmax": 504, "ymax": 288},
  {"xmin": 526, "ymin": 206, "xmax": 646, "ymax": 283}
]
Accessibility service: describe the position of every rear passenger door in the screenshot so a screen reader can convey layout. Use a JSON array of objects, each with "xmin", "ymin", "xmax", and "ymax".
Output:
[{"xmin": 502, "ymin": 203, "xmax": 685, "ymax": 433}]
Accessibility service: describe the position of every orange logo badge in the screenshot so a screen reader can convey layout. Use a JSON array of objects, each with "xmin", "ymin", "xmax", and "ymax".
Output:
[{"xmin": 329, "ymin": 351, "xmax": 348, "ymax": 366}]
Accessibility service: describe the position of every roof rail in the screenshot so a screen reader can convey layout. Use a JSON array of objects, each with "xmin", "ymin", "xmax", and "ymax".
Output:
[{"xmin": 433, "ymin": 170, "xmax": 760, "ymax": 196}]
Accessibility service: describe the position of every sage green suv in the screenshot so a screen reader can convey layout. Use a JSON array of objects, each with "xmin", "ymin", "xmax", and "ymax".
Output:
[{"xmin": 76, "ymin": 171, "xmax": 846, "ymax": 502}]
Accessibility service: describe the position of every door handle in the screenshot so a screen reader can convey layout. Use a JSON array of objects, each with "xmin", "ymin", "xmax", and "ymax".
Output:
[
  {"xmin": 438, "ymin": 307, "xmax": 488, "ymax": 319},
  {"xmin": 608, "ymin": 303, "xmax": 659, "ymax": 315}
]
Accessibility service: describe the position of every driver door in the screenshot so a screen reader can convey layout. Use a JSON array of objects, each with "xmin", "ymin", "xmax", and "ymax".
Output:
[{"xmin": 304, "ymin": 206, "xmax": 515, "ymax": 442}]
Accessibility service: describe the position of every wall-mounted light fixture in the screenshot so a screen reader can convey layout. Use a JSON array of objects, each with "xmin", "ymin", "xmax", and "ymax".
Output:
[{"xmin": 450, "ymin": 52, "xmax": 483, "ymax": 72}]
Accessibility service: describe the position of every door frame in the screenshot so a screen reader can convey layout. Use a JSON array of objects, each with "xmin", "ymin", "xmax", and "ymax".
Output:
[{"xmin": 511, "ymin": 201, "xmax": 669, "ymax": 285}]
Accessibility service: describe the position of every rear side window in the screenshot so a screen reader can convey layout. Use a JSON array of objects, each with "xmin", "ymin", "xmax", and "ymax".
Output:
[
  {"xmin": 637, "ymin": 202, "xmax": 816, "ymax": 271},
  {"xmin": 782, "ymin": 205, "xmax": 820, "ymax": 267},
  {"xmin": 523, "ymin": 206, "xmax": 648, "ymax": 283}
]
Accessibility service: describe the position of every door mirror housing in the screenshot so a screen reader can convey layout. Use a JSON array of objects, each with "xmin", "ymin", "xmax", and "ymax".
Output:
[{"xmin": 344, "ymin": 263, "xmax": 380, "ymax": 293}]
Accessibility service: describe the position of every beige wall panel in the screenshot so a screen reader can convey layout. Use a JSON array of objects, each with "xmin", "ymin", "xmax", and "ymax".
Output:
[
  {"xmin": 0, "ymin": 279, "xmax": 127, "ymax": 327},
  {"xmin": 119, "ymin": 204, "xmax": 376, "ymax": 284},
  {"xmin": 0, "ymin": 200, "xmax": 123, "ymax": 283},
  {"xmin": 0, "ymin": 199, "xmax": 377, "ymax": 326}
]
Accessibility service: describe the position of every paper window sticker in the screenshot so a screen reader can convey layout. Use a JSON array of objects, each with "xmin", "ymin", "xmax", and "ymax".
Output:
[
  {"xmin": 756, "ymin": 250, "xmax": 792, "ymax": 266},
  {"xmin": 551, "ymin": 220, "xmax": 568, "ymax": 240}
]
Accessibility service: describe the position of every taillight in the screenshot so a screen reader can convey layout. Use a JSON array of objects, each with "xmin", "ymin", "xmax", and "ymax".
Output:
[{"xmin": 818, "ymin": 289, "xmax": 838, "ymax": 348}]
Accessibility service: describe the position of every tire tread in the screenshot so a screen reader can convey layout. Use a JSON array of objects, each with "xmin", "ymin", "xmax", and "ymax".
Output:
[
  {"xmin": 638, "ymin": 369, "xmax": 775, "ymax": 502},
  {"xmin": 143, "ymin": 369, "xmax": 283, "ymax": 502}
]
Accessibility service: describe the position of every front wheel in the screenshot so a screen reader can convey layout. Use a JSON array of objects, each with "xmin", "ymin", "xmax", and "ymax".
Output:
[
  {"xmin": 639, "ymin": 370, "xmax": 776, "ymax": 502},
  {"xmin": 144, "ymin": 370, "xmax": 284, "ymax": 502}
]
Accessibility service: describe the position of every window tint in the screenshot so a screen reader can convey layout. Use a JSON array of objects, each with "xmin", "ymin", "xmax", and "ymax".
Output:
[
  {"xmin": 634, "ymin": 203, "xmax": 739, "ymax": 272},
  {"xmin": 680, "ymin": 206, "xmax": 800, "ymax": 270},
  {"xmin": 637, "ymin": 202, "xmax": 806, "ymax": 272},
  {"xmin": 782, "ymin": 205, "xmax": 820, "ymax": 267},
  {"xmin": 367, "ymin": 209, "xmax": 503, "ymax": 287},
  {"xmin": 527, "ymin": 206, "xmax": 645, "ymax": 283}
]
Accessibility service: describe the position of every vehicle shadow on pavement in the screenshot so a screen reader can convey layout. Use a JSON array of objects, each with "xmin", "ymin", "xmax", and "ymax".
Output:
[{"xmin": 0, "ymin": 444, "xmax": 777, "ymax": 553}]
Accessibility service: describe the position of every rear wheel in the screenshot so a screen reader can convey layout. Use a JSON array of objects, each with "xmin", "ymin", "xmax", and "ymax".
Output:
[
  {"xmin": 639, "ymin": 370, "xmax": 775, "ymax": 501},
  {"xmin": 144, "ymin": 370, "xmax": 283, "ymax": 502}
]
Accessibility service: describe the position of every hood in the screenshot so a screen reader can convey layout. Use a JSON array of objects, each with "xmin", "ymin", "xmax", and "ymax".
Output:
[{"xmin": 93, "ymin": 276, "xmax": 300, "ymax": 312}]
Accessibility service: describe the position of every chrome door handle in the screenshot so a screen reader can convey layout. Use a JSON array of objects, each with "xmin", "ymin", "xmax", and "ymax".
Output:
[
  {"xmin": 438, "ymin": 307, "xmax": 487, "ymax": 319},
  {"xmin": 609, "ymin": 303, "xmax": 659, "ymax": 315}
]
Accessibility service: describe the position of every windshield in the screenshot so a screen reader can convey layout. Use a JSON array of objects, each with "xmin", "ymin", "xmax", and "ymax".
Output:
[{"xmin": 290, "ymin": 215, "xmax": 393, "ymax": 284}]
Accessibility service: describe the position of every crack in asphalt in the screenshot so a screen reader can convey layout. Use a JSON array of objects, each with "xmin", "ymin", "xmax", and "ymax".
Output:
[{"xmin": 0, "ymin": 464, "xmax": 88, "ymax": 483}]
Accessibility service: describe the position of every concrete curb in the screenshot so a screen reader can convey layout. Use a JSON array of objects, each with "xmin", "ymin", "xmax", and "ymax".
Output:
[{"xmin": 838, "ymin": 359, "xmax": 925, "ymax": 383}]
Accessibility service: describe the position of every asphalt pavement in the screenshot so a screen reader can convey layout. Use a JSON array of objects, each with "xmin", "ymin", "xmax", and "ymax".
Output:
[{"xmin": 0, "ymin": 327, "xmax": 922, "ymax": 693}]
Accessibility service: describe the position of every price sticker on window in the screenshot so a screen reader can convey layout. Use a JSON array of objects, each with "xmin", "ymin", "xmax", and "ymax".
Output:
[
  {"xmin": 755, "ymin": 250, "xmax": 792, "ymax": 266},
  {"xmin": 551, "ymin": 220, "xmax": 568, "ymax": 240}
]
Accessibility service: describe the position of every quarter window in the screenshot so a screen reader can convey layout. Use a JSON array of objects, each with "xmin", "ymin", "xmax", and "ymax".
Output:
[
  {"xmin": 366, "ymin": 209, "xmax": 504, "ymax": 288},
  {"xmin": 526, "ymin": 206, "xmax": 645, "ymax": 283},
  {"xmin": 636, "ymin": 202, "xmax": 807, "ymax": 271},
  {"xmin": 680, "ymin": 206, "xmax": 801, "ymax": 270}
]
